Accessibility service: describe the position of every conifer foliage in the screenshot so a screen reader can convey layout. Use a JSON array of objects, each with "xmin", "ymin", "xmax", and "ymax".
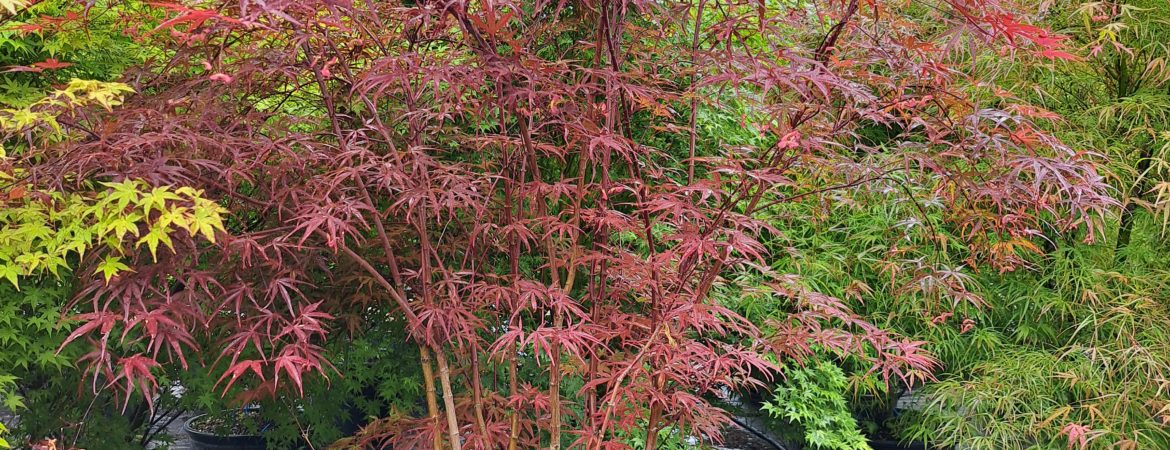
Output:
[{"xmin": 5, "ymin": 0, "xmax": 1113, "ymax": 448}]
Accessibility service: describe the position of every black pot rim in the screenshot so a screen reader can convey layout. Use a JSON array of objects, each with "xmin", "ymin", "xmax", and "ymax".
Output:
[
  {"xmin": 866, "ymin": 437, "xmax": 929, "ymax": 450},
  {"xmin": 183, "ymin": 413, "xmax": 266, "ymax": 438}
]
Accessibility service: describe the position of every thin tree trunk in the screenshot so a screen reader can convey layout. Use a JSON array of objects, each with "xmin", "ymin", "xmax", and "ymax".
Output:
[
  {"xmin": 548, "ymin": 311, "xmax": 564, "ymax": 450},
  {"xmin": 413, "ymin": 201, "xmax": 461, "ymax": 450},
  {"xmin": 686, "ymin": 0, "xmax": 707, "ymax": 185},
  {"xmin": 507, "ymin": 347, "xmax": 521, "ymax": 450},
  {"xmin": 470, "ymin": 347, "xmax": 488, "ymax": 437},
  {"xmin": 584, "ymin": 257, "xmax": 607, "ymax": 418},
  {"xmin": 502, "ymin": 102, "xmax": 526, "ymax": 450},
  {"xmin": 542, "ymin": 215, "xmax": 563, "ymax": 450},
  {"xmin": 547, "ymin": 138, "xmax": 588, "ymax": 450},
  {"xmin": 514, "ymin": 91, "xmax": 569, "ymax": 450},
  {"xmin": 434, "ymin": 349, "xmax": 463, "ymax": 450},
  {"xmin": 420, "ymin": 347, "xmax": 443, "ymax": 450},
  {"xmin": 644, "ymin": 403, "xmax": 663, "ymax": 450}
]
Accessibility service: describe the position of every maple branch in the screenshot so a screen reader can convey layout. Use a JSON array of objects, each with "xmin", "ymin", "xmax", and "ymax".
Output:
[
  {"xmin": 596, "ymin": 326, "xmax": 663, "ymax": 445},
  {"xmin": 756, "ymin": 167, "xmax": 901, "ymax": 211},
  {"xmin": 814, "ymin": 0, "xmax": 859, "ymax": 62},
  {"xmin": 687, "ymin": 0, "xmax": 708, "ymax": 185},
  {"xmin": 337, "ymin": 243, "xmax": 418, "ymax": 326}
]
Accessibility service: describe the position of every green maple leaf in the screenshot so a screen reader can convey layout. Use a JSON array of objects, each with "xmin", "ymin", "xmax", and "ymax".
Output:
[
  {"xmin": 136, "ymin": 226, "xmax": 173, "ymax": 261},
  {"xmin": 139, "ymin": 186, "xmax": 183, "ymax": 216},
  {"xmin": 99, "ymin": 180, "xmax": 144, "ymax": 211},
  {"xmin": 190, "ymin": 198, "xmax": 227, "ymax": 242},
  {"xmin": 96, "ymin": 255, "xmax": 132, "ymax": 283},
  {"xmin": 0, "ymin": 264, "xmax": 17, "ymax": 288},
  {"xmin": 103, "ymin": 212, "xmax": 143, "ymax": 242}
]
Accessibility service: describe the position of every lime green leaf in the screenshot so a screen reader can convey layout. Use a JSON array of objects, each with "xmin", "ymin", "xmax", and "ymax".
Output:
[
  {"xmin": 95, "ymin": 256, "xmax": 132, "ymax": 284},
  {"xmin": 136, "ymin": 227, "xmax": 173, "ymax": 261},
  {"xmin": 103, "ymin": 213, "xmax": 143, "ymax": 242},
  {"xmin": 191, "ymin": 198, "xmax": 227, "ymax": 242},
  {"xmin": 0, "ymin": 264, "xmax": 16, "ymax": 288},
  {"xmin": 139, "ymin": 186, "xmax": 183, "ymax": 215},
  {"xmin": 100, "ymin": 180, "xmax": 144, "ymax": 211}
]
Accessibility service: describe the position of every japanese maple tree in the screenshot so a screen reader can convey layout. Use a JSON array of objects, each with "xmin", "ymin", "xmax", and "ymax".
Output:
[{"xmin": 6, "ymin": 0, "xmax": 1114, "ymax": 448}]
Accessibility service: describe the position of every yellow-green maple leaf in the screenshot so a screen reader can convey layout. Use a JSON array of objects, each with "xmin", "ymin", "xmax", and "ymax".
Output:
[{"xmin": 95, "ymin": 256, "xmax": 132, "ymax": 284}]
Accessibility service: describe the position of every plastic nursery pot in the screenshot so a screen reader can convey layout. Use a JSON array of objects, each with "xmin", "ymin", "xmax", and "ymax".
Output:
[
  {"xmin": 867, "ymin": 438, "xmax": 929, "ymax": 450},
  {"xmin": 184, "ymin": 414, "xmax": 268, "ymax": 450}
]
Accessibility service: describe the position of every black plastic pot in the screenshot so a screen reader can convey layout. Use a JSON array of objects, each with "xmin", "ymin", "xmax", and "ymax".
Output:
[
  {"xmin": 867, "ymin": 438, "xmax": 928, "ymax": 450},
  {"xmin": 184, "ymin": 414, "xmax": 267, "ymax": 450}
]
